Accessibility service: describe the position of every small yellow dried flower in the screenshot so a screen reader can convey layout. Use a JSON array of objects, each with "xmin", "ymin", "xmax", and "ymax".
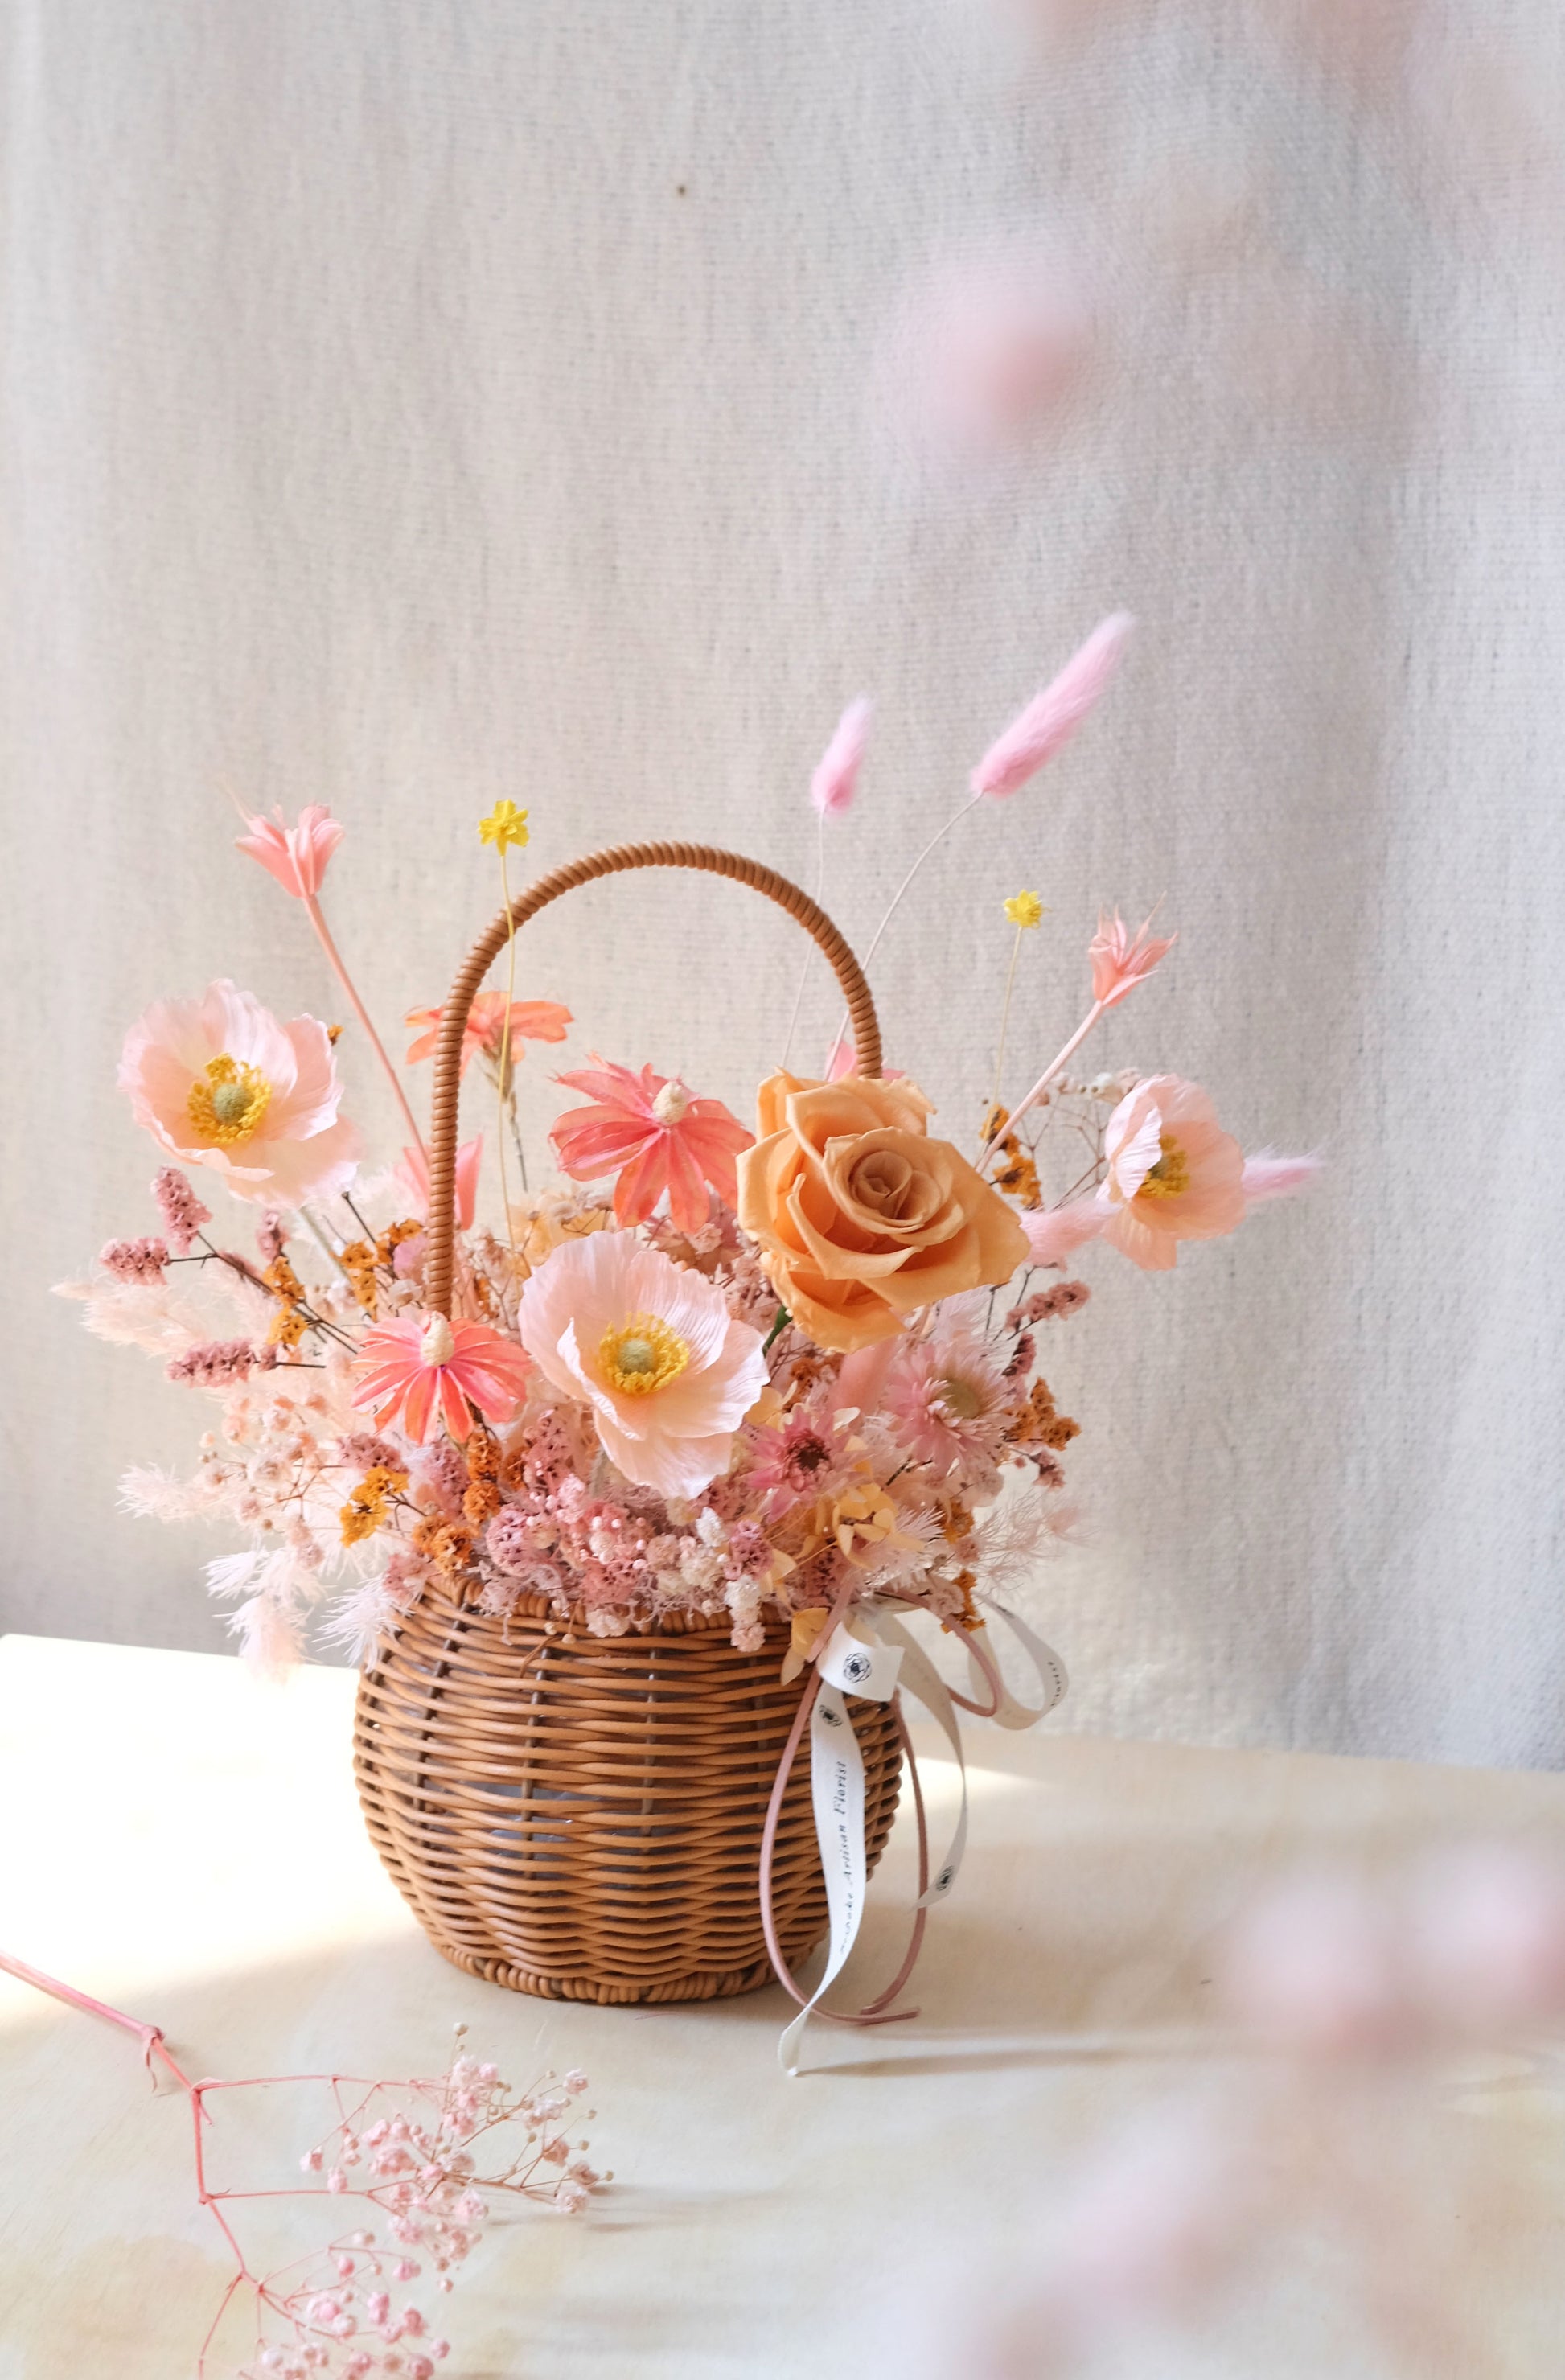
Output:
[
  {"xmin": 479, "ymin": 799, "xmax": 531, "ymax": 853},
  {"xmin": 1004, "ymin": 890, "xmax": 1045, "ymax": 930},
  {"xmin": 267, "ymin": 1304, "xmax": 309, "ymax": 1350},
  {"xmin": 339, "ymin": 1464, "xmax": 408, "ymax": 1546}
]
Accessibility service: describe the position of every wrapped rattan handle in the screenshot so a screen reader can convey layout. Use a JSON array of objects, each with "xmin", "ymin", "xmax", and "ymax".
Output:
[{"xmin": 425, "ymin": 840, "xmax": 883, "ymax": 1314}]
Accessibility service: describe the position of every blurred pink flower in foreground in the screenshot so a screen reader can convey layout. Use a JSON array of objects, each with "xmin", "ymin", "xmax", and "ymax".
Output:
[
  {"xmin": 354, "ymin": 1312, "xmax": 531, "ymax": 1444},
  {"xmin": 811, "ymin": 696, "xmax": 874, "ymax": 818},
  {"xmin": 235, "ymin": 803, "xmax": 344, "ymax": 899},
  {"xmin": 1087, "ymin": 906, "xmax": 1176, "ymax": 1008},
  {"xmin": 887, "ymin": 241, "xmax": 1095, "ymax": 463},
  {"xmin": 971, "ymin": 613, "xmax": 1134, "ymax": 799},
  {"xmin": 1096, "ymin": 1075, "xmax": 1246, "ymax": 1271},
  {"xmin": 940, "ymin": 1844, "xmax": 1565, "ymax": 2380},
  {"xmin": 550, "ymin": 1057, "xmax": 754, "ymax": 1236},
  {"xmin": 118, "ymin": 979, "xmax": 361, "ymax": 1206}
]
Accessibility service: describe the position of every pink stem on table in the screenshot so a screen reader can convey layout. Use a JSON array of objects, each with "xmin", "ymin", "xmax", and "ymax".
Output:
[
  {"xmin": 0, "ymin": 1948, "xmax": 201, "ymax": 2094},
  {"xmin": 301, "ymin": 892, "xmax": 428, "ymax": 1161}
]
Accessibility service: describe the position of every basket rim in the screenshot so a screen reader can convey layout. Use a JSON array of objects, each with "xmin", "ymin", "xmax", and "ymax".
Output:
[{"xmin": 422, "ymin": 1575, "xmax": 751, "ymax": 1641}]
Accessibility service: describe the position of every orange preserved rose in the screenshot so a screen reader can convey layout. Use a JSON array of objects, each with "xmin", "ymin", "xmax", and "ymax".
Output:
[{"xmin": 735, "ymin": 1071, "xmax": 1029, "ymax": 1353}]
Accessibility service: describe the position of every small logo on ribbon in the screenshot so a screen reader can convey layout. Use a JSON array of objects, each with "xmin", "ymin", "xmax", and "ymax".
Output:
[
  {"xmin": 840, "ymin": 1650, "xmax": 873, "ymax": 1687},
  {"xmin": 819, "ymin": 1702, "xmax": 844, "ymax": 1728}
]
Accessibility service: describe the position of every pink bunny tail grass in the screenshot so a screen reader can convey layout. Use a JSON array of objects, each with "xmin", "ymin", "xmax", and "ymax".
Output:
[
  {"xmin": 811, "ymin": 695, "xmax": 874, "ymax": 817},
  {"xmin": 970, "ymin": 611, "xmax": 1134, "ymax": 799},
  {"xmin": 1022, "ymin": 1198, "xmax": 1106, "ymax": 1267},
  {"xmin": 1242, "ymin": 1151, "xmax": 1323, "ymax": 1206}
]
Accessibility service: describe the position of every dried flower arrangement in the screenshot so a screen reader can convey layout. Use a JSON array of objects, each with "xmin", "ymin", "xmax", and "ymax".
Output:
[{"xmin": 61, "ymin": 616, "xmax": 1315, "ymax": 2037}]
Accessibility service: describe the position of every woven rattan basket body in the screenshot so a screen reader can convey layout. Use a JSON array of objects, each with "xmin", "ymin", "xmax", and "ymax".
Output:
[
  {"xmin": 355, "ymin": 1583, "xmax": 902, "ymax": 2003},
  {"xmin": 357, "ymin": 841, "xmax": 902, "ymax": 2004}
]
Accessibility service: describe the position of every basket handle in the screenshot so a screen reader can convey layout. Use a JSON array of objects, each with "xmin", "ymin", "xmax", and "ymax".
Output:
[{"xmin": 425, "ymin": 839, "xmax": 883, "ymax": 1315}]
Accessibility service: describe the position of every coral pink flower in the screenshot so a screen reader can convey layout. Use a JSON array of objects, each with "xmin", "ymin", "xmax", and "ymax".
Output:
[
  {"xmin": 810, "ymin": 695, "xmax": 874, "ymax": 817},
  {"xmin": 395, "ymin": 1136, "xmax": 483, "ymax": 1231},
  {"xmin": 353, "ymin": 1312, "xmax": 532, "ymax": 1443},
  {"xmin": 1088, "ymin": 908, "xmax": 1177, "ymax": 1009},
  {"xmin": 517, "ymin": 1233, "xmax": 766, "ymax": 1496},
  {"xmin": 403, "ymin": 993, "xmax": 572, "ymax": 1075},
  {"xmin": 550, "ymin": 1058, "xmax": 754, "ymax": 1235},
  {"xmin": 1096, "ymin": 1076, "xmax": 1246, "ymax": 1272},
  {"xmin": 118, "ymin": 980, "xmax": 362, "ymax": 1205},
  {"xmin": 970, "ymin": 613, "xmax": 1134, "ymax": 799},
  {"xmin": 234, "ymin": 804, "xmax": 344, "ymax": 898}
]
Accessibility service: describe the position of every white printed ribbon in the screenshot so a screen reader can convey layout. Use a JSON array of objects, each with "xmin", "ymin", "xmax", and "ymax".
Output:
[
  {"xmin": 778, "ymin": 1602, "xmax": 1070, "ymax": 2073},
  {"xmin": 966, "ymin": 1602, "xmax": 1069, "ymax": 1728},
  {"xmin": 778, "ymin": 1620, "xmax": 902, "ymax": 2073}
]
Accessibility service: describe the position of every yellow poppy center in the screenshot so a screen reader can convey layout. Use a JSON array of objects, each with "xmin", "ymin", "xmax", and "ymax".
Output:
[
  {"xmin": 598, "ymin": 1311, "xmax": 691, "ymax": 1396},
  {"xmin": 1139, "ymin": 1132, "xmax": 1189, "ymax": 1201},
  {"xmin": 187, "ymin": 1054, "xmax": 273, "ymax": 1145}
]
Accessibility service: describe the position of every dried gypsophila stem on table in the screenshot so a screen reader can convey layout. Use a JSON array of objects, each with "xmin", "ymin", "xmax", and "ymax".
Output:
[{"xmin": 0, "ymin": 1948, "xmax": 603, "ymax": 2380}]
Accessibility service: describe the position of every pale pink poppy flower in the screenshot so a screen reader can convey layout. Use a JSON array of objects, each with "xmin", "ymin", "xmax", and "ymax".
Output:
[
  {"xmin": 517, "ymin": 1233, "xmax": 767, "ymax": 1497},
  {"xmin": 234, "ymin": 804, "xmax": 344, "ymax": 899},
  {"xmin": 395, "ymin": 1136, "xmax": 484, "ymax": 1232},
  {"xmin": 1088, "ymin": 906, "xmax": 1177, "ymax": 1009},
  {"xmin": 118, "ymin": 979, "xmax": 361, "ymax": 1206},
  {"xmin": 971, "ymin": 613, "xmax": 1134, "ymax": 799},
  {"xmin": 1096, "ymin": 1076, "xmax": 1246, "ymax": 1271},
  {"xmin": 810, "ymin": 696, "xmax": 874, "ymax": 817},
  {"xmin": 353, "ymin": 1312, "xmax": 532, "ymax": 1444},
  {"xmin": 403, "ymin": 992, "xmax": 572, "ymax": 1075},
  {"xmin": 550, "ymin": 1057, "xmax": 753, "ymax": 1236}
]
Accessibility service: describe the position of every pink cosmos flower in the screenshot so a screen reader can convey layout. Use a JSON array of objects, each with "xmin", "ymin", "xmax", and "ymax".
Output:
[
  {"xmin": 395, "ymin": 1136, "xmax": 484, "ymax": 1232},
  {"xmin": 810, "ymin": 696, "xmax": 874, "ymax": 817},
  {"xmin": 404, "ymin": 993, "xmax": 573, "ymax": 1075},
  {"xmin": 353, "ymin": 1312, "xmax": 532, "ymax": 1444},
  {"xmin": 1096, "ymin": 1076, "xmax": 1246, "ymax": 1271},
  {"xmin": 549, "ymin": 1058, "xmax": 754, "ymax": 1236},
  {"xmin": 118, "ymin": 980, "xmax": 362, "ymax": 1206},
  {"xmin": 881, "ymin": 1324, "xmax": 1012, "ymax": 1482},
  {"xmin": 234, "ymin": 804, "xmax": 344, "ymax": 899},
  {"xmin": 970, "ymin": 612, "xmax": 1134, "ymax": 799},
  {"xmin": 1089, "ymin": 907, "xmax": 1177, "ymax": 1009},
  {"xmin": 517, "ymin": 1233, "xmax": 767, "ymax": 1497}
]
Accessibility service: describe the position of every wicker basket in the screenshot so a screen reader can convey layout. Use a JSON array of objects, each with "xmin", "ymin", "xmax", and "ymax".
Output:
[{"xmin": 353, "ymin": 841, "xmax": 904, "ymax": 2004}]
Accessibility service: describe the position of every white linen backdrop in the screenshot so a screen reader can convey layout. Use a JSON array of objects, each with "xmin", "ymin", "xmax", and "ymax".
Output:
[{"xmin": 3, "ymin": 0, "xmax": 1562, "ymax": 1765}]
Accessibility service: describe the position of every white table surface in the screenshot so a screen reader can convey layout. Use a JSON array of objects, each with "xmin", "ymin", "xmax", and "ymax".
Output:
[{"xmin": 3, "ymin": 1630, "xmax": 1564, "ymax": 2378}]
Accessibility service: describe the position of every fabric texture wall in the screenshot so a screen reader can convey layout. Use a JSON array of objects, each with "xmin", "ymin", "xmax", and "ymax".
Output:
[{"xmin": 4, "ymin": 0, "xmax": 1562, "ymax": 1765}]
